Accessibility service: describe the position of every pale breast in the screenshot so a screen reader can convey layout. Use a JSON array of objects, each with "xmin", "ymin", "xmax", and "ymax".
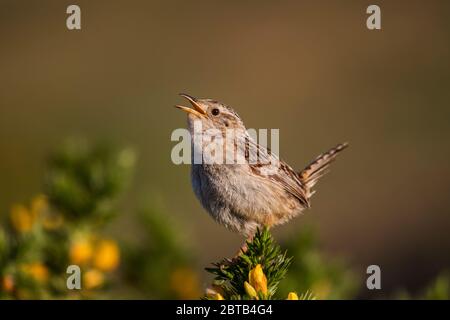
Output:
[{"xmin": 191, "ymin": 163, "xmax": 304, "ymax": 234}]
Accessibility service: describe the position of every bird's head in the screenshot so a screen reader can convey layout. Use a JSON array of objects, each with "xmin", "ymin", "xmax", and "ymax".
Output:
[{"xmin": 175, "ymin": 93, "xmax": 244, "ymax": 132}]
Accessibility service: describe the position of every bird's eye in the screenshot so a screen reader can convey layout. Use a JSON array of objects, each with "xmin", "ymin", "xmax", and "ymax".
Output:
[{"xmin": 211, "ymin": 108, "xmax": 220, "ymax": 116}]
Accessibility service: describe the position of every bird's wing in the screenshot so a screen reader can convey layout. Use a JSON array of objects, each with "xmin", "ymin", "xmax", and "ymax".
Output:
[
  {"xmin": 267, "ymin": 162, "xmax": 309, "ymax": 208},
  {"xmin": 244, "ymin": 137, "xmax": 309, "ymax": 207}
]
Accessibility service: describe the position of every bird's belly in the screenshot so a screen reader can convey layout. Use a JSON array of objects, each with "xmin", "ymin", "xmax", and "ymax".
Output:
[{"xmin": 191, "ymin": 164, "xmax": 302, "ymax": 235}]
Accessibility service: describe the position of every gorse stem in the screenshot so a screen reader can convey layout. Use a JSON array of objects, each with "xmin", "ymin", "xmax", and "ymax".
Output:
[{"xmin": 205, "ymin": 227, "xmax": 296, "ymax": 300}]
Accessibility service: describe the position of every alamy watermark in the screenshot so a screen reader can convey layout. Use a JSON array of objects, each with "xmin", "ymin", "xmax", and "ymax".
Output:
[
  {"xmin": 366, "ymin": 5, "xmax": 381, "ymax": 30},
  {"xmin": 366, "ymin": 265, "xmax": 381, "ymax": 290},
  {"xmin": 171, "ymin": 120, "xmax": 280, "ymax": 166},
  {"xmin": 66, "ymin": 5, "xmax": 81, "ymax": 30},
  {"xmin": 64, "ymin": 5, "xmax": 381, "ymax": 31},
  {"xmin": 66, "ymin": 265, "xmax": 81, "ymax": 290}
]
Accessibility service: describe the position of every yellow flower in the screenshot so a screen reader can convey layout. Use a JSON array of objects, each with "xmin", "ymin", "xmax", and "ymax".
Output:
[
  {"xmin": 93, "ymin": 240, "xmax": 120, "ymax": 272},
  {"xmin": 244, "ymin": 281, "xmax": 258, "ymax": 299},
  {"xmin": 83, "ymin": 269, "xmax": 104, "ymax": 290},
  {"xmin": 10, "ymin": 204, "xmax": 34, "ymax": 233},
  {"xmin": 211, "ymin": 293, "xmax": 224, "ymax": 300},
  {"xmin": 205, "ymin": 287, "xmax": 225, "ymax": 300},
  {"xmin": 170, "ymin": 267, "xmax": 201, "ymax": 299},
  {"xmin": 248, "ymin": 264, "xmax": 268, "ymax": 295},
  {"xmin": 21, "ymin": 263, "xmax": 49, "ymax": 283},
  {"xmin": 287, "ymin": 292, "xmax": 299, "ymax": 300},
  {"xmin": 30, "ymin": 194, "xmax": 48, "ymax": 219},
  {"xmin": 2, "ymin": 275, "xmax": 14, "ymax": 292},
  {"xmin": 9, "ymin": 195, "xmax": 48, "ymax": 234},
  {"xmin": 70, "ymin": 238, "xmax": 93, "ymax": 265}
]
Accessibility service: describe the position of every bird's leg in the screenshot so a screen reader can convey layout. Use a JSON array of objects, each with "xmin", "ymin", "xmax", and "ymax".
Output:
[{"xmin": 239, "ymin": 233, "xmax": 255, "ymax": 255}]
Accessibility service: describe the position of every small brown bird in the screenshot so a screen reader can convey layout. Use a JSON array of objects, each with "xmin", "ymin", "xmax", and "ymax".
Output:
[{"xmin": 175, "ymin": 93, "xmax": 348, "ymax": 240}]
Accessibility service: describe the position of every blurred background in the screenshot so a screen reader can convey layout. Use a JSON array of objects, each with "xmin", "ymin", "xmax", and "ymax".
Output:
[{"xmin": 0, "ymin": 0, "xmax": 449, "ymax": 299}]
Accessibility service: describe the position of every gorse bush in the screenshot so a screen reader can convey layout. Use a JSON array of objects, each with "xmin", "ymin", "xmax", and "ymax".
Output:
[
  {"xmin": 0, "ymin": 141, "xmax": 134, "ymax": 299},
  {"xmin": 45, "ymin": 140, "xmax": 135, "ymax": 223},
  {"xmin": 0, "ymin": 140, "xmax": 201, "ymax": 299},
  {"xmin": 205, "ymin": 228, "xmax": 313, "ymax": 300}
]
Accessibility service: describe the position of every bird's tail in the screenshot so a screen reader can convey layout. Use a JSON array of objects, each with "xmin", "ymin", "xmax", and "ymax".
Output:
[{"xmin": 299, "ymin": 142, "xmax": 349, "ymax": 199}]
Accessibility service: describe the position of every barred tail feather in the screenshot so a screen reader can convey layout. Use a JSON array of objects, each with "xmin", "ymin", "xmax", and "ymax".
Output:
[{"xmin": 299, "ymin": 142, "xmax": 348, "ymax": 199}]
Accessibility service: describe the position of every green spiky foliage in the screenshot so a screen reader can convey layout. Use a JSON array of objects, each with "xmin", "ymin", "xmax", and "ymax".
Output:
[
  {"xmin": 45, "ymin": 140, "xmax": 135, "ymax": 225},
  {"xmin": 205, "ymin": 228, "xmax": 293, "ymax": 300},
  {"xmin": 0, "ymin": 141, "xmax": 135, "ymax": 299},
  {"xmin": 298, "ymin": 290, "xmax": 316, "ymax": 300}
]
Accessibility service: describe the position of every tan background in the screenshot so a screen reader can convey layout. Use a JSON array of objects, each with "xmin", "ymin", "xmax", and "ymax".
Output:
[{"xmin": 1, "ymin": 0, "xmax": 449, "ymax": 296}]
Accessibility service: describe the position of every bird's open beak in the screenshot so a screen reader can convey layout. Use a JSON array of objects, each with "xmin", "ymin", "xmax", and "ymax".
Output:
[{"xmin": 175, "ymin": 93, "xmax": 207, "ymax": 118}]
